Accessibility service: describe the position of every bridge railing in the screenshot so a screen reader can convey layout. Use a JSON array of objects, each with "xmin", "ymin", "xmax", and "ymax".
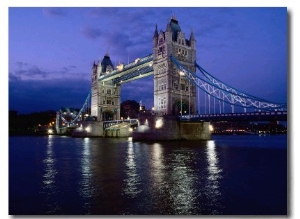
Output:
[
  {"xmin": 103, "ymin": 120, "xmax": 123, "ymax": 129},
  {"xmin": 180, "ymin": 111, "xmax": 287, "ymax": 121},
  {"xmin": 170, "ymin": 55, "xmax": 287, "ymax": 111}
]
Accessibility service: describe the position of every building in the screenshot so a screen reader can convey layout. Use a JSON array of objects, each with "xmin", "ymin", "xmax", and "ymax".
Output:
[
  {"xmin": 90, "ymin": 53, "xmax": 121, "ymax": 121},
  {"xmin": 90, "ymin": 16, "xmax": 197, "ymax": 121},
  {"xmin": 152, "ymin": 15, "xmax": 197, "ymax": 116}
]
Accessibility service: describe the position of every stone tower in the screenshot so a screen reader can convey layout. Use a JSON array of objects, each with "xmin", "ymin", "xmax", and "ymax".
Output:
[
  {"xmin": 91, "ymin": 53, "xmax": 121, "ymax": 121},
  {"xmin": 153, "ymin": 16, "xmax": 197, "ymax": 116}
]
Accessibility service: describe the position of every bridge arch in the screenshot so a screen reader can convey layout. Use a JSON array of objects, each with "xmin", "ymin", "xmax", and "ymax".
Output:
[
  {"xmin": 172, "ymin": 100, "xmax": 193, "ymax": 116},
  {"xmin": 102, "ymin": 109, "xmax": 114, "ymax": 121}
]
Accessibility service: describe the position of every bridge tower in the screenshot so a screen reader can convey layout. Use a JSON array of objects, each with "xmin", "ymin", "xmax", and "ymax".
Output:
[
  {"xmin": 153, "ymin": 16, "xmax": 197, "ymax": 116},
  {"xmin": 91, "ymin": 53, "xmax": 121, "ymax": 121}
]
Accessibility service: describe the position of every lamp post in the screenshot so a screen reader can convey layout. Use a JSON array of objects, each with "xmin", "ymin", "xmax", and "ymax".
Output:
[{"xmin": 179, "ymin": 71, "xmax": 185, "ymax": 116}]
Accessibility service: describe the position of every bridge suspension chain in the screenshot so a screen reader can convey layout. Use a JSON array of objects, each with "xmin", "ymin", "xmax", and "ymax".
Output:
[
  {"xmin": 60, "ymin": 92, "xmax": 91, "ymax": 125},
  {"xmin": 170, "ymin": 55, "xmax": 286, "ymax": 111}
]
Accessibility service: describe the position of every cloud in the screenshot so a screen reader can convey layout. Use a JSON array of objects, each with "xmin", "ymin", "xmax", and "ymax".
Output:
[
  {"xmin": 81, "ymin": 26, "xmax": 103, "ymax": 40},
  {"xmin": 43, "ymin": 8, "xmax": 67, "ymax": 17},
  {"xmin": 11, "ymin": 65, "xmax": 48, "ymax": 79},
  {"xmin": 15, "ymin": 61, "xmax": 28, "ymax": 69},
  {"xmin": 9, "ymin": 73, "xmax": 20, "ymax": 82},
  {"xmin": 10, "ymin": 62, "xmax": 86, "ymax": 81}
]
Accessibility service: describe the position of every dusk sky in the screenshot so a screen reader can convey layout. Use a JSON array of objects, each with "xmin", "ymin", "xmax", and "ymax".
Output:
[{"xmin": 8, "ymin": 6, "xmax": 288, "ymax": 114}]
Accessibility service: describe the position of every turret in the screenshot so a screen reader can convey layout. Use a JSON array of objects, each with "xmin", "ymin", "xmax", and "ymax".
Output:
[
  {"xmin": 189, "ymin": 28, "xmax": 196, "ymax": 49},
  {"xmin": 153, "ymin": 24, "xmax": 158, "ymax": 47},
  {"xmin": 100, "ymin": 53, "xmax": 114, "ymax": 75}
]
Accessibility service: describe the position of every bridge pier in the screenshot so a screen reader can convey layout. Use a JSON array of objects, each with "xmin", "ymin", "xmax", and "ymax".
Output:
[{"xmin": 132, "ymin": 114, "xmax": 211, "ymax": 141}]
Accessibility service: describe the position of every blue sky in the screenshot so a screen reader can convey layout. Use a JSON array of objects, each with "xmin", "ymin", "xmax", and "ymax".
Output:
[{"xmin": 7, "ymin": 6, "xmax": 288, "ymax": 114}]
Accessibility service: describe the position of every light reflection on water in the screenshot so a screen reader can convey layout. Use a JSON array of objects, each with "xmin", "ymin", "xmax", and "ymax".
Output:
[
  {"xmin": 167, "ymin": 149, "xmax": 199, "ymax": 214},
  {"xmin": 9, "ymin": 135, "xmax": 287, "ymax": 215},
  {"xmin": 205, "ymin": 140, "xmax": 223, "ymax": 214},
  {"xmin": 41, "ymin": 135, "xmax": 60, "ymax": 213},
  {"xmin": 123, "ymin": 138, "xmax": 142, "ymax": 198},
  {"xmin": 79, "ymin": 138, "xmax": 95, "ymax": 213}
]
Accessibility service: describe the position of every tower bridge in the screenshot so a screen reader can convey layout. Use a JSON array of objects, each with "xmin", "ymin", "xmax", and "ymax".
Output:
[{"xmin": 56, "ymin": 16, "xmax": 287, "ymax": 139}]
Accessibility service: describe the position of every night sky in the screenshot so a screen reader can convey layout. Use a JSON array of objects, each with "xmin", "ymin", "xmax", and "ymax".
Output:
[{"xmin": 8, "ymin": 6, "xmax": 288, "ymax": 114}]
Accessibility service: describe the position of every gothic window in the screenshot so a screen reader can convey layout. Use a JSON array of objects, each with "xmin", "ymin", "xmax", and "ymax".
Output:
[
  {"xmin": 158, "ymin": 96, "xmax": 167, "ymax": 110},
  {"xmin": 107, "ymin": 89, "xmax": 111, "ymax": 95},
  {"xmin": 159, "ymin": 38, "xmax": 164, "ymax": 46}
]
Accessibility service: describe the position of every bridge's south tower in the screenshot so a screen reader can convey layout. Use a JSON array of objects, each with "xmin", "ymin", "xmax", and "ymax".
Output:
[
  {"xmin": 153, "ymin": 16, "xmax": 196, "ymax": 116},
  {"xmin": 91, "ymin": 54, "xmax": 121, "ymax": 121}
]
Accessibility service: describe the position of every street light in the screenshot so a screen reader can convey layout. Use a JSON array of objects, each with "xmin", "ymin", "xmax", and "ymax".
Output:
[{"xmin": 179, "ymin": 71, "xmax": 185, "ymax": 116}]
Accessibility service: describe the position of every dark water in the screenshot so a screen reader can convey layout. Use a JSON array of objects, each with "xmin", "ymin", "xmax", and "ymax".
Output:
[{"xmin": 9, "ymin": 134, "xmax": 288, "ymax": 215}]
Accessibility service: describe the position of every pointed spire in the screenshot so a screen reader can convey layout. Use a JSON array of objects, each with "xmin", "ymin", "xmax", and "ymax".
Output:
[
  {"xmin": 166, "ymin": 21, "xmax": 171, "ymax": 32},
  {"xmin": 153, "ymin": 23, "xmax": 158, "ymax": 39},
  {"xmin": 171, "ymin": 14, "xmax": 178, "ymax": 22},
  {"xmin": 190, "ymin": 28, "xmax": 195, "ymax": 41}
]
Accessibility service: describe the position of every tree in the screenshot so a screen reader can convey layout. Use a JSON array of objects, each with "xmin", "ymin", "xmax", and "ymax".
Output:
[{"xmin": 120, "ymin": 100, "xmax": 140, "ymax": 119}]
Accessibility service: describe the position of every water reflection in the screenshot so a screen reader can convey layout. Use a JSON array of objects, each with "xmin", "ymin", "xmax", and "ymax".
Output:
[
  {"xmin": 205, "ymin": 140, "xmax": 223, "ymax": 214},
  {"xmin": 148, "ymin": 142, "xmax": 199, "ymax": 214},
  {"xmin": 79, "ymin": 138, "xmax": 95, "ymax": 213},
  {"xmin": 168, "ymin": 150, "xmax": 198, "ymax": 214},
  {"xmin": 42, "ymin": 135, "xmax": 59, "ymax": 213},
  {"xmin": 150, "ymin": 143, "xmax": 165, "ymax": 184},
  {"xmin": 123, "ymin": 138, "xmax": 142, "ymax": 198}
]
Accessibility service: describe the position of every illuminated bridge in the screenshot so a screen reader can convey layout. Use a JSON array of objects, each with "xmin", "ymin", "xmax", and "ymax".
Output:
[
  {"xmin": 59, "ymin": 52, "xmax": 286, "ymax": 126},
  {"xmin": 56, "ymin": 16, "xmax": 287, "ymax": 137}
]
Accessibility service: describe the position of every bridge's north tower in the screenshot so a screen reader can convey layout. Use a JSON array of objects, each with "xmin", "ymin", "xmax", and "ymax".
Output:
[
  {"xmin": 91, "ymin": 53, "xmax": 121, "ymax": 121},
  {"xmin": 153, "ymin": 16, "xmax": 197, "ymax": 116}
]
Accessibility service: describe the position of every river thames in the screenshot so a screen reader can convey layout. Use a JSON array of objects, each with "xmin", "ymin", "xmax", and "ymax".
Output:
[{"xmin": 9, "ymin": 134, "xmax": 288, "ymax": 215}]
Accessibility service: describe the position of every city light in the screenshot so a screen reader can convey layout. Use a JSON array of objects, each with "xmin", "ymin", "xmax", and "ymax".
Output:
[
  {"xmin": 209, "ymin": 125, "xmax": 214, "ymax": 132},
  {"xmin": 155, "ymin": 118, "xmax": 163, "ymax": 129},
  {"xmin": 85, "ymin": 126, "xmax": 91, "ymax": 132},
  {"xmin": 48, "ymin": 129, "xmax": 53, "ymax": 134}
]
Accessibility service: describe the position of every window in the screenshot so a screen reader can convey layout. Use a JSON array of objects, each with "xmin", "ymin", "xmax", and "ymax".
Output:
[
  {"xmin": 107, "ymin": 89, "xmax": 111, "ymax": 95},
  {"xmin": 174, "ymin": 82, "xmax": 178, "ymax": 90},
  {"xmin": 158, "ymin": 97, "xmax": 167, "ymax": 109},
  {"xmin": 159, "ymin": 38, "xmax": 164, "ymax": 45}
]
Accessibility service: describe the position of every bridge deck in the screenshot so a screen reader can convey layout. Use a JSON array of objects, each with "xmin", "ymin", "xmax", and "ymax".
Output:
[
  {"xmin": 98, "ymin": 54, "xmax": 153, "ymax": 84},
  {"xmin": 180, "ymin": 111, "xmax": 287, "ymax": 122}
]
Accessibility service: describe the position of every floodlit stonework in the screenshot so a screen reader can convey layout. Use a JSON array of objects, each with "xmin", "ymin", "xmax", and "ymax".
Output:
[{"xmin": 153, "ymin": 16, "xmax": 197, "ymax": 116}]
